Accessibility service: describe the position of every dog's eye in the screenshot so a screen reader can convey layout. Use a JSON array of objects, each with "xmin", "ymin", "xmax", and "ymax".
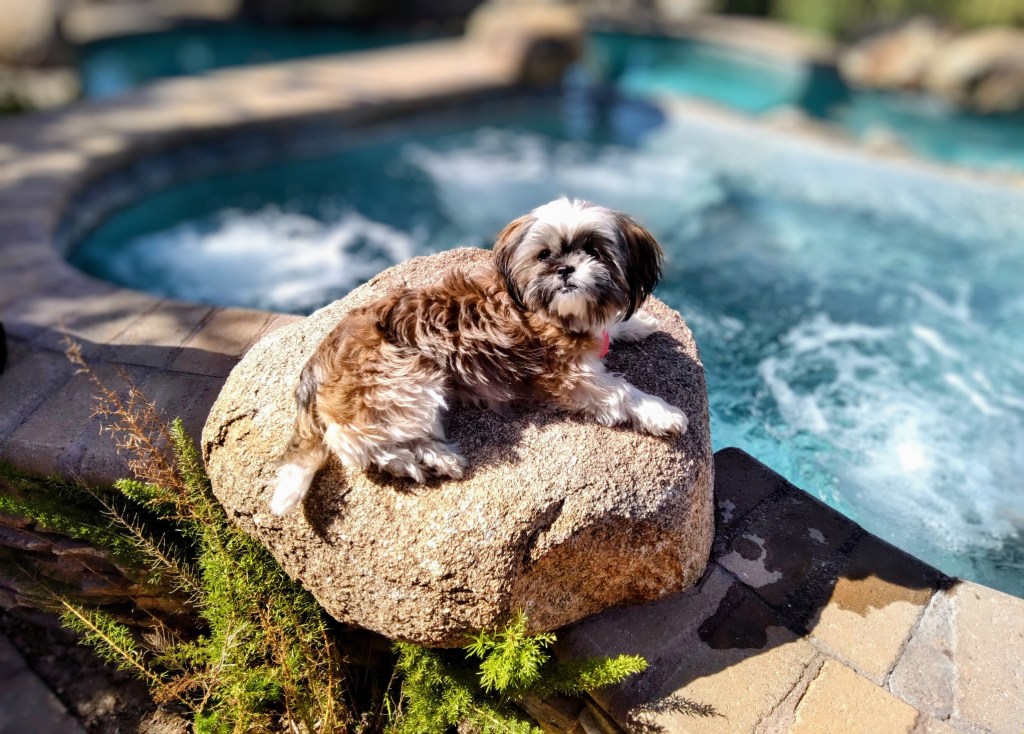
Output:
[
  {"xmin": 583, "ymin": 244, "xmax": 598, "ymax": 258},
  {"xmin": 537, "ymin": 249, "xmax": 551, "ymax": 261}
]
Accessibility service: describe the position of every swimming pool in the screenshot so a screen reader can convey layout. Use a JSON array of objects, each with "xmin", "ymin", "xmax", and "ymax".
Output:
[
  {"xmin": 69, "ymin": 95, "xmax": 1024, "ymax": 596},
  {"xmin": 80, "ymin": 26, "xmax": 1024, "ymax": 172}
]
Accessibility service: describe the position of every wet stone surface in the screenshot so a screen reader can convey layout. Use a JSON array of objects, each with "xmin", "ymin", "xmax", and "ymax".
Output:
[{"xmin": 716, "ymin": 461, "xmax": 861, "ymax": 631}]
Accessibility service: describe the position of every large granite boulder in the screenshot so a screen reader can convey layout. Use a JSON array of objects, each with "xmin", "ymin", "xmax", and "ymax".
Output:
[{"xmin": 202, "ymin": 248, "xmax": 713, "ymax": 647}]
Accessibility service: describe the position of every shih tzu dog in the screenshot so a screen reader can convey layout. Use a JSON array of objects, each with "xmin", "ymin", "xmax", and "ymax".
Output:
[{"xmin": 270, "ymin": 198, "xmax": 687, "ymax": 516}]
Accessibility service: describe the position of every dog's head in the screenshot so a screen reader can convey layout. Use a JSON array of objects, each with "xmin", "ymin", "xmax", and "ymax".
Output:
[{"xmin": 493, "ymin": 198, "xmax": 663, "ymax": 333}]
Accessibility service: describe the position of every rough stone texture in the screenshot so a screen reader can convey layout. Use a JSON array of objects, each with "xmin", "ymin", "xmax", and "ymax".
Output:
[
  {"xmin": 558, "ymin": 565, "xmax": 819, "ymax": 733},
  {"xmin": 203, "ymin": 247, "xmax": 714, "ymax": 646},
  {"xmin": 923, "ymin": 28, "xmax": 1024, "ymax": 113},
  {"xmin": 839, "ymin": 17, "xmax": 950, "ymax": 91},
  {"xmin": 0, "ymin": 492, "xmax": 194, "ymax": 629},
  {"xmin": 0, "ymin": 0, "xmax": 60, "ymax": 65},
  {"xmin": 840, "ymin": 22, "xmax": 1024, "ymax": 114},
  {"xmin": 806, "ymin": 533, "xmax": 939, "ymax": 684},
  {"xmin": 467, "ymin": 2, "xmax": 584, "ymax": 84},
  {"xmin": 791, "ymin": 660, "xmax": 919, "ymax": 734}
]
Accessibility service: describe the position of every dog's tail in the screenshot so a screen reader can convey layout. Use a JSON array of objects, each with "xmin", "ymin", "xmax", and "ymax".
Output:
[{"xmin": 270, "ymin": 362, "xmax": 329, "ymax": 516}]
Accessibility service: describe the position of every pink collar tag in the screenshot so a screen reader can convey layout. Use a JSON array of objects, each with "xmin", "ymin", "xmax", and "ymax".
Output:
[{"xmin": 598, "ymin": 330, "xmax": 610, "ymax": 358}]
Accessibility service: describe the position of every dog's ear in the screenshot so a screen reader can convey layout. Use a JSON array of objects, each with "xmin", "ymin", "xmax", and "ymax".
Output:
[
  {"xmin": 616, "ymin": 213, "xmax": 663, "ymax": 320},
  {"xmin": 492, "ymin": 214, "xmax": 534, "ymax": 310}
]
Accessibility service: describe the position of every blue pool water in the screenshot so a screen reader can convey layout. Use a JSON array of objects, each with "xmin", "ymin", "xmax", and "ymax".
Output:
[
  {"xmin": 70, "ymin": 97, "xmax": 1024, "ymax": 595},
  {"xmin": 79, "ymin": 24, "xmax": 440, "ymax": 99},
  {"xmin": 589, "ymin": 32, "xmax": 1024, "ymax": 173}
]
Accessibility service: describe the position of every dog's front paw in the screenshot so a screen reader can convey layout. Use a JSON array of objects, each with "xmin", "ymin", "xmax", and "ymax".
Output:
[
  {"xmin": 609, "ymin": 310, "xmax": 659, "ymax": 343},
  {"xmin": 633, "ymin": 397, "xmax": 688, "ymax": 437}
]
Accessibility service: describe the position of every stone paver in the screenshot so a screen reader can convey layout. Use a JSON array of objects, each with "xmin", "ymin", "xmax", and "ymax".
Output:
[
  {"xmin": 0, "ymin": 360, "xmax": 144, "ymax": 479},
  {"xmin": 808, "ymin": 533, "xmax": 940, "ymax": 684},
  {"xmin": 63, "ymin": 365, "xmax": 226, "ymax": 487},
  {"xmin": 0, "ymin": 342, "xmax": 73, "ymax": 442},
  {"xmin": 1, "ymin": 273, "xmax": 116, "ymax": 343},
  {"xmin": 168, "ymin": 307, "xmax": 273, "ymax": 377},
  {"xmin": 712, "ymin": 447, "xmax": 784, "ymax": 538},
  {"xmin": 891, "ymin": 582, "xmax": 1024, "ymax": 734},
  {"xmin": 28, "ymin": 286, "xmax": 161, "ymax": 356},
  {"xmin": 0, "ymin": 264, "xmax": 75, "ymax": 314},
  {"xmin": 953, "ymin": 582, "xmax": 1024, "ymax": 734},
  {"xmin": 560, "ymin": 565, "xmax": 820, "ymax": 733},
  {"xmin": 791, "ymin": 660, "xmax": 919, "ymax": 734},
  {"xmin": 103, "ymin": 299, "xmax": 214, "ymax": 370},
  {"xmin": 717, "ymin": 483, "xmax": 860, "ymax": 626},
  {"xmin": 0, "ymin": 634, "xmax": 85, "ymax": 734}
]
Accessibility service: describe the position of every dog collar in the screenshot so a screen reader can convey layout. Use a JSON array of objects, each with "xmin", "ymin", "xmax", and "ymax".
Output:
[{"xmin": 598, "ymin": 330, "xmax": 610, "ymax": 358}]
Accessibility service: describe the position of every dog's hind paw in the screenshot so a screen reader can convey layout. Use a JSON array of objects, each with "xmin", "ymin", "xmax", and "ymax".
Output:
[{"xmin": 413, "ymin": 440, "xmax": 467, "ymax": 479}]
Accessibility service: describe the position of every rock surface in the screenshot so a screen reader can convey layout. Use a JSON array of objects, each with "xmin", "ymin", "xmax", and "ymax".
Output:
[
  {"xmin": 839, "ymin": 17, "xmax": 950, "ymax": 91},
  {"xmin": 202, "ymin": 248, "xmax": 713, "ymax": 647},
  {"xmin": 922, "ymin": 28, "xmax": 1024, "ymax": 113}
]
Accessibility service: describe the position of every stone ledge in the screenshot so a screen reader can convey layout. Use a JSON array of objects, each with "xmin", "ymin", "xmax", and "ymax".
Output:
[{"xmin": 555, "ymin": 449, "xmax": 1024, "ymax": 734}]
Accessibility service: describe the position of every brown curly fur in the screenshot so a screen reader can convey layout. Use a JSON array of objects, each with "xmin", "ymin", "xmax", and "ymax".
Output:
[{"xmin": 270, "ymin": 199, "xmax": 687, "ymax": 516}]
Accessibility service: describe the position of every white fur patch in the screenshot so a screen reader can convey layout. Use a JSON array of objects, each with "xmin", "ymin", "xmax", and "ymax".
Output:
[
  {"xmin": 563, "ymin": 356, "xmax": 688, "ymax": 436},
  {"xmin": 631, "ymin": 394, "xmax": 688, "ymax": 436},
  {"xmin": 530, "ymin": 198, "xmax": 619, "ymax": 244},
  {"xmin": 553, "ymin": 289, "xmax": 590, "ymax": 318}
]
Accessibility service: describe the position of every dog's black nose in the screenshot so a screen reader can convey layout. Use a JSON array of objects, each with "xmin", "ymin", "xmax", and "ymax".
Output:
[{"xmin": 557, "ymin": 265, "xmax": 575, "ymax": 279}]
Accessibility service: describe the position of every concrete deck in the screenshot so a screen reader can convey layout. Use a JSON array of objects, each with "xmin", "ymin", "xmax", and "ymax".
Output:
[{"xmin": 1, "ymin": 33, "xmax": 1022, "ymax": 734}]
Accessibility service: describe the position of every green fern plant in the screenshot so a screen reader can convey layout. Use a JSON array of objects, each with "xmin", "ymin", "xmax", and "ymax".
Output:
[
  {"xmin": 390, "ymin": 611, "xmax": 647, "ymax": 733},
  {"xmin": 20, "ymin": 349, "xmax": 358, "ymax": 732}
]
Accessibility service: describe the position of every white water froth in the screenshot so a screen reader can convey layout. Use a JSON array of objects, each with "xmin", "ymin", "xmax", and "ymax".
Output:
[
  {"xmin": 757, "ymin": 310, "xmax": 1023, "ymax": 560},
  {"xmin": 404, "ymin": 128, "xmax": 724, "ymax": 238},
  {"xmin": 105, "ymin": 206, "xmax": 421, "ymax": 312}
]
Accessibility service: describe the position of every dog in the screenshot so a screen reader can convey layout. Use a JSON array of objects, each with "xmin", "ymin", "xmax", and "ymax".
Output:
[{"xmin": 270, "ymin": 198, "xmax": 687, "ymax": 516}]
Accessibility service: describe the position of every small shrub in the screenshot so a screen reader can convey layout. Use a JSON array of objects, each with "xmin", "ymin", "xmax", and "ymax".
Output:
[{"xmin": 389, "ymin": 611, "xmax": 647, "ymax": 733}]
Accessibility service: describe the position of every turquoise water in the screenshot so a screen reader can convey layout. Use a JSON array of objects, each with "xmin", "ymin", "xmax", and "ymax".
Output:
[
  {"xmin": 80, "ymin": 24, "xmax": 438, "ymax": 99},
  {"xmin": 80, "ymin": 26, "xmax": 1024, "ymax": 171},
  {"xmin": 589, "ymin": 32, "xmax": 829, "ymax": 115},
  {"xmin": 589, "ymin": 32, "xmax": 1024, "ymax": 172},
  {"xmin": 70, "ymin": 98, "xmax": 1024, "ymax": 595}
]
